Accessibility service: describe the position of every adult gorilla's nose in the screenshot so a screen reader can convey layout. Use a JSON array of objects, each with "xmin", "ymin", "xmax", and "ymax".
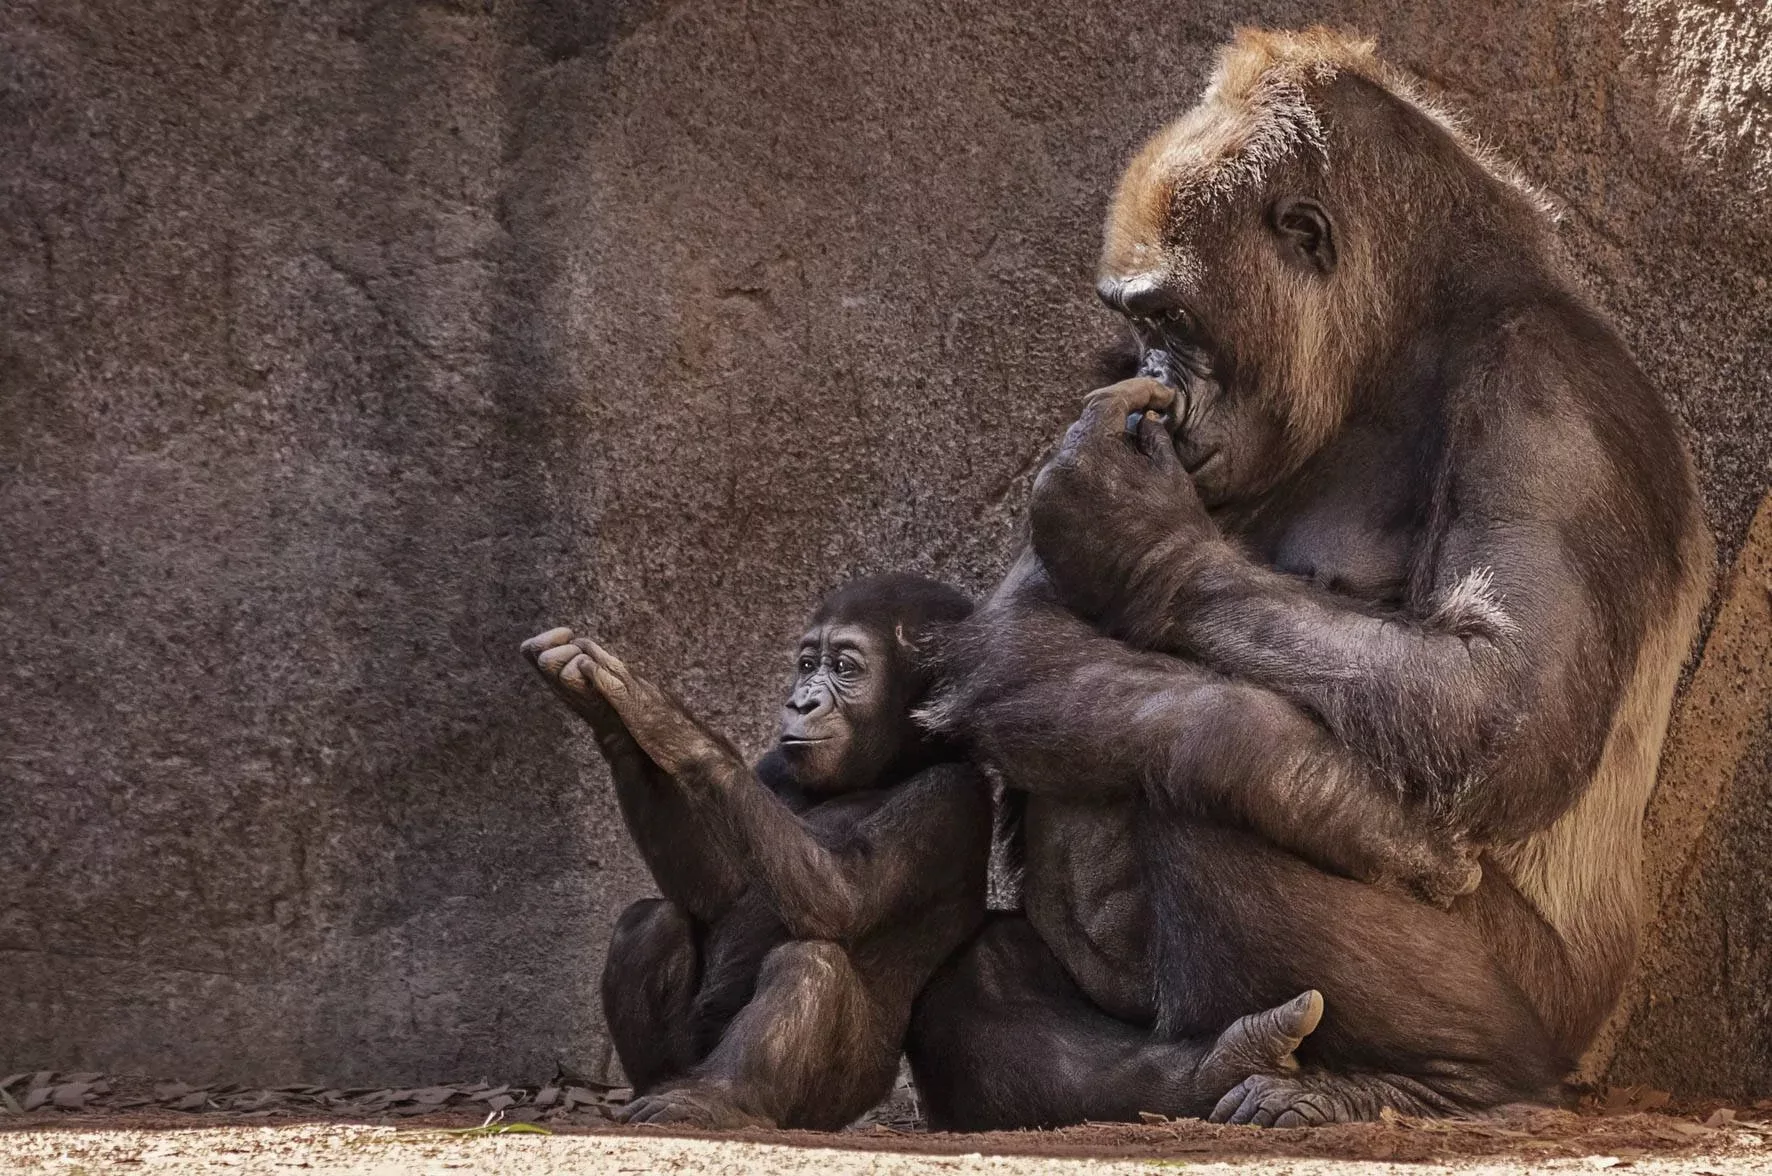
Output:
[{"xmin": 1138, "ymin": 348, "xmax": 1184, "ymax": 391}]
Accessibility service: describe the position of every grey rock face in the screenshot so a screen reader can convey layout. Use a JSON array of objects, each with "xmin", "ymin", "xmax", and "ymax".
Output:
[{"xmin": 2, "ymin": 0, "xmax": 1767, "ymax": 1089}]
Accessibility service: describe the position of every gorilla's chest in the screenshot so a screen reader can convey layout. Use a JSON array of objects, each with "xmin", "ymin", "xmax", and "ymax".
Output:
[{"xmin": 1229, "ymin": 433, "xmax": 1427, "ymax": 607}]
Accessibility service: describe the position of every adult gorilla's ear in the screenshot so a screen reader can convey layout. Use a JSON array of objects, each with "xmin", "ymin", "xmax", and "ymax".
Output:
[{"xmin": 1270, "ymin": 196, "xmax": 1337, "ymax": 275}]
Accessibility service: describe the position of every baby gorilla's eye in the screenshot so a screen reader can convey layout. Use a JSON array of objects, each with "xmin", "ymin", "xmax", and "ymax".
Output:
[
  {"xmin": 836, "ymin": 655, "xmax": 862, "ymax": 678},
  {"xmin": 796, "ymin": 654, "xmax": 818, "ymax": 674}
]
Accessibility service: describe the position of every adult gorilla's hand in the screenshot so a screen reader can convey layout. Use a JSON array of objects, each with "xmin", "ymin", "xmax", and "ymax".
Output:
[{"xmin": 1030, "ymin": 378, "xmax": 1215, "ymax": 641}]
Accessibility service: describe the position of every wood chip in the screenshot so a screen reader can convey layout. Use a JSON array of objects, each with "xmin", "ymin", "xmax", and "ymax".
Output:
[
  {"xmin": 1137, "ymin": 1111, "xmax": 1168, "ymax": 1124},
  {"xmin": 486, "ymin": 1094, "xmax": 514, "ymax": 1111},
  {"xmin": 534, "ymin": 1085, "xmax": 559, "ymax": 1109},
  {"xmin": 0, "ymin": 1075, "xmax": 29, "ymax": 1093},
  {"xmin": 1704, "ymin": 1108, "xmax": 1737, "ymax": 1127},
  {"xmin": 21, "ymin": 1088, "xmax": 51, "ymax": 1112},
  {"xmin": 173, "ymin": 1092, "xmax": 210, "ymax": 1111},
  {"xmin": 155, "ymin": 1083, "xmax": 194, "ymax": 1101}
]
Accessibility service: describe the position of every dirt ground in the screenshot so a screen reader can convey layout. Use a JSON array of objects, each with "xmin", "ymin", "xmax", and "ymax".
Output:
[{"xmin": 8, "ymin": 1100, "xmax": 1772, "ymax": 1175}]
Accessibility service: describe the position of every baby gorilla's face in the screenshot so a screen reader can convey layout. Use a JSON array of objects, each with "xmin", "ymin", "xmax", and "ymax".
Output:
[{"xmin": 779, "ymin": 621, "xmax": 903, "ymax": 791}]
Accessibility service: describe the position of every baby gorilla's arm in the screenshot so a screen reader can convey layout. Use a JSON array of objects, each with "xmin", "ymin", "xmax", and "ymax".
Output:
[
  {"xmin": 521, "ymin": 628, "xmax": 744, "ymax": 921},
  {"xmin": 576, "ymin": 640, "xmax": 989, "ymax": 942}
]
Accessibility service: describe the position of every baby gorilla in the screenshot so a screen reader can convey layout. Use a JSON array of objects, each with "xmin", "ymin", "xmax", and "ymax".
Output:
[
  {"xmin": 522, "ymin": 575, "xmax": 992, "ymax": 1129},
  {"xmin": 524, "ymin": 574, "xmax": 1323, "ymax": 1130}
]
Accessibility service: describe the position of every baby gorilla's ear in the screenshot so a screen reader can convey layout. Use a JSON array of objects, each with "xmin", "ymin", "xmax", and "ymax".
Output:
[{"xmin": 894, "ymin": 620, "xmax": 937, "ymax": 677}]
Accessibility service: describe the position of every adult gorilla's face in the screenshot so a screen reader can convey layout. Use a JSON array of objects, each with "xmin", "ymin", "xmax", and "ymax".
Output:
[{"xmin": 1094, "ymin": 130, "xmax": 1354, "ymax": 510}]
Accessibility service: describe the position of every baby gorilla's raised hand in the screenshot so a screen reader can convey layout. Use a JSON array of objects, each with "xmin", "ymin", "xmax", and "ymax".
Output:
[
  {"xmin": 571, "ymin": 639, "xmax": 743, "ymax": 783},
  {"xmin": 521, "ymin": 627, "xmax": 613, "ymax": 725}
]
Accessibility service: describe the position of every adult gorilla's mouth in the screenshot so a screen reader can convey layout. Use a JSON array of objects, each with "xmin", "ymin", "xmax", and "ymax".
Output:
[
  {"xmin": 1182, "ymin": 446, "xmax": 1221, "ymax": 475},
  {"xmin": 1135, "ymin": 346, "xmax": 1192, "ymax": 435}
]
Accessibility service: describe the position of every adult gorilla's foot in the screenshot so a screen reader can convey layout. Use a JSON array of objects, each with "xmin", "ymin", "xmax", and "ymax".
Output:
[
  {"xmin": 1209, "ymin": 1070, "xmax": 1443, "ymax": 1127},
  {"xmin": 1194, "ymin": 990, "xmax": 1324, "ymax": 1099}
]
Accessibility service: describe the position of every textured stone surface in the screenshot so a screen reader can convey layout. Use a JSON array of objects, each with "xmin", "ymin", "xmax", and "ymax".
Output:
[{"xmin": 2, "ymin": 0, "xmax": 1768, "ymax": 1088}]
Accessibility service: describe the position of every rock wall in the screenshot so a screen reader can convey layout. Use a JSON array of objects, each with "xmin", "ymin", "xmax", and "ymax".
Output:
[{"xmin": 3, "ymin": 0, "xmax": 1768, "ymax": 1090}]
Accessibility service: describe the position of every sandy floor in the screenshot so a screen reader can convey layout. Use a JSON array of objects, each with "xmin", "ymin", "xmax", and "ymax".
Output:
[{"xmin": 7, "ymin": 1107, "xmax": 1772, "ymax": 1175}]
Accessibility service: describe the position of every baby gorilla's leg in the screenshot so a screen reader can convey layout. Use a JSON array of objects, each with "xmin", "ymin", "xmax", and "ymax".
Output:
[
  {"xmin": 620, "ymin": 940, "xmax": 899, "ymax": 1131},
  {"xmin": 601, "ymin": 899, "xmax": 702, "ymax": 1094}
]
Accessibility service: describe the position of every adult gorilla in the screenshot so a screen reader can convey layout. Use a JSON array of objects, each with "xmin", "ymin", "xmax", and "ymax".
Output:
[{"xmin": 906, "ymin": 28, "xmax": 1711, "ymax": 1128}]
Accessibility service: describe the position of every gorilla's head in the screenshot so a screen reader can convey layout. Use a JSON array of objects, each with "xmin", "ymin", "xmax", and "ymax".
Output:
[
  {"xmin": 776, "ymin": 574, "xmax": 972, "ymax": 793},
  {"xmin": 1091, "ymin": 27, "xmax": 1552, "ymax": 508}
]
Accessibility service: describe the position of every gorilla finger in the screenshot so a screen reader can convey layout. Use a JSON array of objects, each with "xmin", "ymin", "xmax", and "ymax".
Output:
[
  {"xmin": 537, "ymin": 643, "xmax": 581, "ymax": 676},
  {"xmin": 1284, "ymin": 1095, "xmax": 1333, "ymax": 1127},
  {"xmin": 1137, "ymin": 413, "xmax": 1183, "ymax": 471},
  {"xmin": 589, "ymin": 661, "xmax": 628, "ymax": 698},
  {"xmin": 623, "ymin": 1100, "xmax": 664, "ymax": 1125},
  {"xmin": 1227, "ymin": 1090, "xmax": 1264, "ymax": 1125},
  {"xmin": 576, "ymin": 638, "xmax": 631, "ymax": 677},
  {"xmin": 1280, "ymin": 990, "xmax": 1326, "ymax": 1042},
  {"xmin": 519, "ymin": 627, "xmax": 575, "ymax": 660},
  {"xmin": 559, "ymin": 653, "xmax": 594, "ymax": 691},
  {"xmin": 1213, "ymin": 1080, "xmax": 1263, "ymax": 1125},
  {"xmin": 1078, "ymin": 378, "xmax": 1176, "ymax": 445},
  {"xmin": 1208, "ymin": 1079, "xmax": 1250, "ymax": 1124},
  {"xmin": 1250, "ymin": 1099, "xmax": 1282, "ymax": 1128}
]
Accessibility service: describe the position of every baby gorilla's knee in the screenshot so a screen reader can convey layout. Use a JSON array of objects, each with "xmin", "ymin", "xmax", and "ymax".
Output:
[{"xmin": 610, "ymin": 898, "xmax": 693, "ymax": 963}]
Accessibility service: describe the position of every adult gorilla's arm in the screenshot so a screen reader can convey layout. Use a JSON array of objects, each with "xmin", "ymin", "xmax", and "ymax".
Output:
[
  {"xmin": 939, "ymin": 557, "xmax": 1479, "ymax": 904},
  {"xmin": 1030, "ymin": 379, "xmax": 1613, "ymax": 839}
]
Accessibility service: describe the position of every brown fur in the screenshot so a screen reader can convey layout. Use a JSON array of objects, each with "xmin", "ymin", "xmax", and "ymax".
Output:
[
  {"xmin": 913, "ymin": 27, "xmax": 1713, "ymax": 1126},
  {"xmin": 1113, "ymin": 24, "xmax": 1713, "ymax": 1072}
]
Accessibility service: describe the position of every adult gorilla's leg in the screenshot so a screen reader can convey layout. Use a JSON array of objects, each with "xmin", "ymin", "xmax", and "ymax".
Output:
[
  {"xmin": 906, "ymin": 915, "xmax": 1321, "ymax": 1130},
  {"xmin": 601, "ymin": 899, "xmax": 702, "ymax": 1093},
  {"xmin": 1141, "ymin": 822, "xmax": 1568, "ymax": 1123}
]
